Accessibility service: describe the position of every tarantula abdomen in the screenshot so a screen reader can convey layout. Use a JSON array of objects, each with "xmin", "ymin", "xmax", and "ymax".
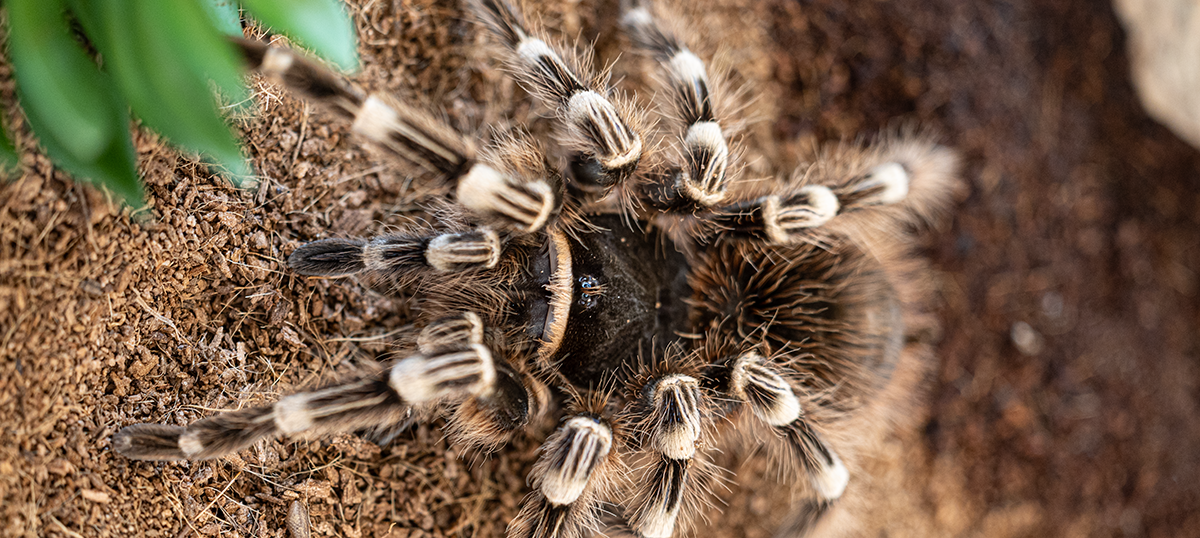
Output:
[{"xmin": 690, "ymin": 238, "xmax": 905, "ymax": 400}]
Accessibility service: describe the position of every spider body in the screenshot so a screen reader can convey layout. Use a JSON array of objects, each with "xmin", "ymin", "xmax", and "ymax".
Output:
[
  {"xmin": 111, "ymin": 0, "xmax": 959, "ymax": 536},
  {"xmin": 530, "ymin": 216, "xmax": 692, "ymax": 387}
]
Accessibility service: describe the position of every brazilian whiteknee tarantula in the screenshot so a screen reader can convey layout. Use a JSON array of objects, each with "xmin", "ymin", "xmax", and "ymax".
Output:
[{"xmin": 113, "ymin": 0, "xmax": 959, "ymax": 536}]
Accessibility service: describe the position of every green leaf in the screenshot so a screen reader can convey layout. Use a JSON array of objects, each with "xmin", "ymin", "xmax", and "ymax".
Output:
[
  {"xmin": 7, "ymin": 0, "xmax": 119, "ymax": 162},
  {"xmin": 75, "ymin": 0, "xmax": 251, "ymax": 182},
  {"xmin": 203, "ymin": 0, "xmax": 243, "ymax": 37},
  {"xmin": 6, "ymin": 0, "xmax": 142, "ymax": 204},
  {"xmin": 240, "ymin": 0, "xmax": 358, "ymax": 71}
]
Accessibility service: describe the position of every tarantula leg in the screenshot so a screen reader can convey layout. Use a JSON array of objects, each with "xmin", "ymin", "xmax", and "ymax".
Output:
[
  {"xmin": 777, "ymin": 499, "xmax": 835, "ymax": 538},
  {"xmin": 469, "ymin": 130, "xmax": 566, "ymax": 232},
  {"xmin": 621, "ymin": 0, "xmax": 731, "ymax": 209},
  {"xmin": 425, "ymin": 229, "xmax": 504, "ymax": 272},
  {"xmin": 727, "ymin": 353, "xmax": 802, "ymax": 427},
  {"xmin": 625, "ymin": 374, "xmax": 707, "ymax": 538},
  {"xmin": 233, "ymin": 38, "xmax": 366, "ymax": 120},
  {"xmin": 704, "ymin": 159, "xmax": 917, "ymax": 243},
  {"xmin": 456, "ymin": 164, "xmax": 560, "ymax": 232},
  {"xmin": 236, "ymin": 39, "xmax": 562, "ymax": 232},
  {"xmin": 509, "ymin": 415, "xmax": 616, "ymax": 538},
  {"xmin": 471, "ymin": 0, "xmax": 643, "ymax": 188},
  {"xmin": 830, "ymin": 161, "xmax": 911, "ymax": 210},
  {"xmin": 113, "ymin": 319, "xmax": 499, "ymax": 462},
  {"xmin": 538, "ymin": 418, "xmax": 614, "ymax": 507},
  {"xmin": 448, "ymin": 360, "xmax": 546, "ymax": 452},
  {"xmin": 417, "ymin": 312, "xmax": 485, "ymax": 353},
  {"xmin": 706, "ymin": 185, "xmax": 841, "ymax": 243},
  {"xmin": 388, "ymin": 344, "xmax": 498, "ymax": 404},
  {"xmin": 287, "ymin": 227, "xmax": 502, "ymax": 278},
  {"xmin": 237, "ymin": 39, "xmax": 467, "ymax": 178},
  {"xmin": 781, "ymin": 419, "xmax": 849, "ymax": 501},
  {"xmin": 727, "ymin": 353, "xmax": 849, "ymax": 501},
  {"xmin": 113, "ymin": 376, "xmax": 407, "ymax": 461},
  {"xmin": 414, "ymin": 312, "xmax": 545, "ymax": 451}
]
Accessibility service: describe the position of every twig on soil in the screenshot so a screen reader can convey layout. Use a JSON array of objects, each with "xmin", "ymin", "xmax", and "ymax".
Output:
[
  {"xmin": 333, "ymin": 164, "xmax": 390, "ymax": 186},
  {"xmin": 324, "ymin": 326, "xmax": 410, "ymax": 342},
  {"xmin": 291, "ymin": 105, "xmax": 310, "ymax": 168},
  {"xmin": 163, "ymin": 488, "xmax": 204, "ymax": 537},
  {"xmin": 133, "ymin": 292, "xmax": 185, "ymax": 343},
  {"xmin": 31, "ymin": 207, "xmax": 64, "ymax": 250},
  {"xmin": 47, "ymin": 515, "xmax": 85, "ymax": 538},
  {"xmin": 199, "ymin": 470, "xmax": 244, "ymax": 525},
  {"xmin": 0, "ymin": 307, "xmax": 33, "ymax": 361}
]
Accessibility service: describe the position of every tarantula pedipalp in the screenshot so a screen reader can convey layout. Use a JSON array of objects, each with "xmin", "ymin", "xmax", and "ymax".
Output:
[{"xmin": 112, "ymin": 0, "xmax": 959, "ymax": 536}]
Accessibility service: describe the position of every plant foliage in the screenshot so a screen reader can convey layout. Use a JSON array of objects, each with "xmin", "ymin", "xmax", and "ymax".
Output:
[{"xmin": 1, "ymin": 0, "xmax": 358, "ymax": 206}]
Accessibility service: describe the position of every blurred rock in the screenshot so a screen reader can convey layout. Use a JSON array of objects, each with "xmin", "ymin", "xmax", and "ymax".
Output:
[{"xmin": 1114, "ymin": 0, "xmax": 1200, "ymax": 150}]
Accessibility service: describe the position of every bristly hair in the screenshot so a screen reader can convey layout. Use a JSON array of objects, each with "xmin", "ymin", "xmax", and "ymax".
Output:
[
  {"xmin": 237, "ymin": 39, "xmax": 477, "ymax": 184},
  {"xmin": 688, "ymin": 237, "xmax": 903, "ymax": 411},
  {"xmin": 620, "ymin": 449, "xmax": 726, "ymax": 538},
  {"xmin": 476, "ymin": 129, "xmax": 568, "ymax": 230},
  {"xmin": 447, "ymin": 360, "xmax": 549, "ymax": 456},
  {"xmin": 779, "ymin": 126, "xmax": 962, "ymax": 233},
  {"xmin": 471, "ymin": 0, "xmax": 647, "ymax": 189},
  {"xmin": 617, "ymin": 345, "xmax": 712, "ymax": 459}
]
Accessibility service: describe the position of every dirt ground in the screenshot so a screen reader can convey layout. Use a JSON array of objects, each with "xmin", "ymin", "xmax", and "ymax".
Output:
[{"xmin": 2, "ymin": 0, "xmax": 1198, "ymax": 537}]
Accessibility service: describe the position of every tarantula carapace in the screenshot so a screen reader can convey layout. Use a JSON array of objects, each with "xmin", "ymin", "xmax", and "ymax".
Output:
[{"xmin": 113, "ymin": 0, "xmax": 958, "ymax": 536}]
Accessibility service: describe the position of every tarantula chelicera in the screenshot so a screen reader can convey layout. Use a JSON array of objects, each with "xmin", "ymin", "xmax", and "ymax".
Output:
[{"xmin": 113, "ymin": 0, "xmax": 958, "ymax": 536}]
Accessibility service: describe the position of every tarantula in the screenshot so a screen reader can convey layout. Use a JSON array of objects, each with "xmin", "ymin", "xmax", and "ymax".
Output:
[{"xmin": 113, "ymin": 0, "xmax": 958, "ymax": 536}]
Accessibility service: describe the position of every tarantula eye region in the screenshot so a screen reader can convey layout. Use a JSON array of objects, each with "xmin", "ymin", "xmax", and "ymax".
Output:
[{"xmin": 577, "ymin": 274, "xmax": 603, "ymax": 308}]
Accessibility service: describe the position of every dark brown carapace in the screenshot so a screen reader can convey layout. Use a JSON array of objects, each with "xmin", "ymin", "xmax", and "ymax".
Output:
[{"xmin": 111, "ymin": 0, "xmax": 959, "ymax": 536}]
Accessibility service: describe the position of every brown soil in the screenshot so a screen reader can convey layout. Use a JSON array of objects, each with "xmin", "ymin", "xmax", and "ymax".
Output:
[{"xmin": 2, "ymin": 0, "xmax": 1197, "ymax": 537}]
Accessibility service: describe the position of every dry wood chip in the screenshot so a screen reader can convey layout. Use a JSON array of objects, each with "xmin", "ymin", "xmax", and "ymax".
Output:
[
  {"xmin": 269, "ymin": 299, "xmax": 292, "ymax": 327},
  {"xmin": 79, "ymin": 489, "xmax": 111, "ymax": 503},
  {"xmin": 279, "ymin": 326, "xmax": 304, "ymax": 348},
  {"xmin": 294, "ymin": 479, "xmax": 334, "ymax": 501},
  {"xmin": 47, "ymin": 458, "xmax": 76, "ymax": 476},
  {"xmin": 218, "ymin": 212, "xmax": 242, "ymax": 230}
]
